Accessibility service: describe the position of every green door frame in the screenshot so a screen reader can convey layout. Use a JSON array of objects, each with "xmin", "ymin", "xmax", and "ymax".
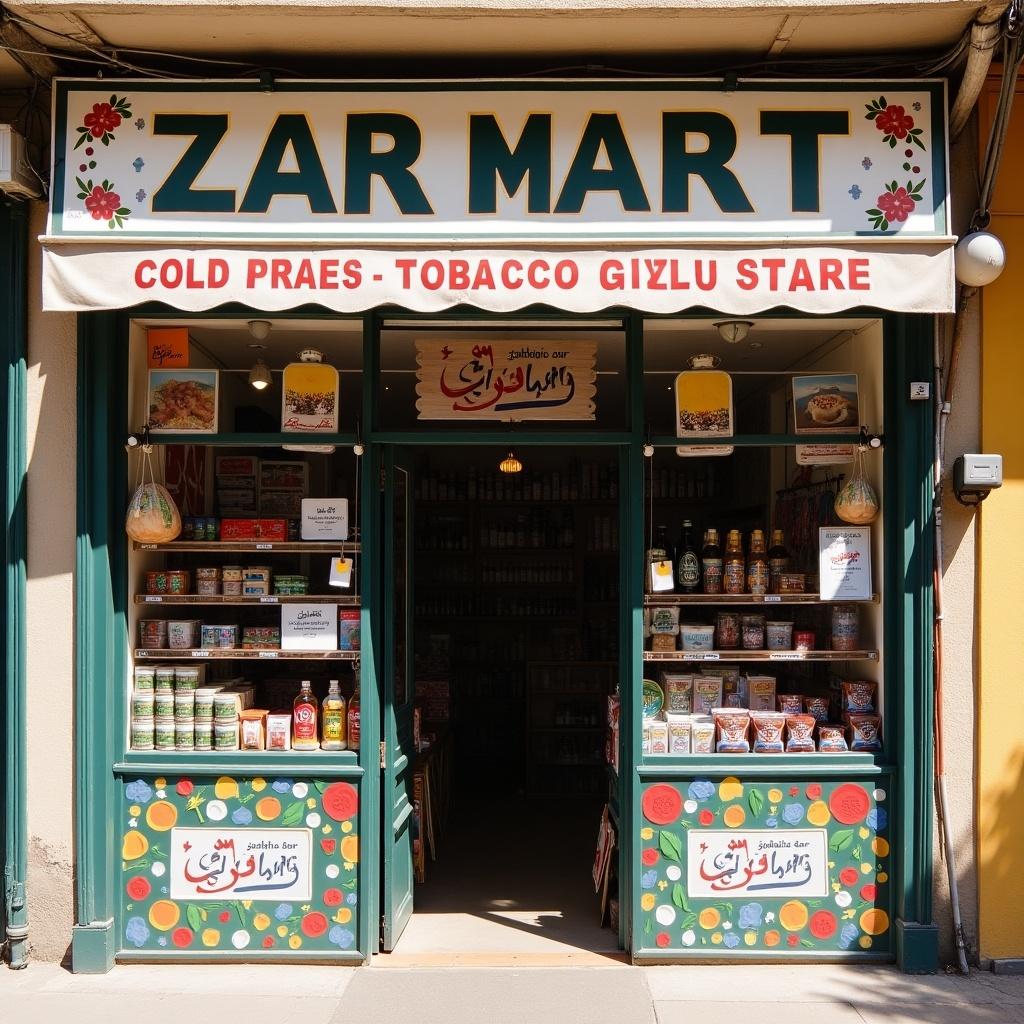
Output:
[
  {"xmin": 1, "ymin": 198, "xmax": 28, "ymax": 969},
  {"xmin": 68, "ymin": 302, "xmax": 936, "ymax": 971}
]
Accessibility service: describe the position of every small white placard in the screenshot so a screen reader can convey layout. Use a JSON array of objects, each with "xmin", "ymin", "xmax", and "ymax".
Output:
[
  {"xmin": 796, "ymin": 444, "xmax": 856, "ymax": 465},
  {"xmin": 329, "ymin": 557, "xmax": 353, "ymax": 588},
  {"xmin": 281, "ymin": 603, "xmax": 338, "ymax": 651},
  {"xmin": 649, "ymin": 560, "xmax": 675, "ymax": 592},
  {"xmin": 169, "ymin": 827, "xmax": 312, "ymax": 900},
  {"xmin": 687, "ymin": 829, "xmax": 828, "ymax": 898},
  {"xmin": 819, "ymin": 526, "xmax": 873, "ymax": 601},
  {"xmin": 301, "ymin": 498, "xmax": 349, "ymax": 541}
]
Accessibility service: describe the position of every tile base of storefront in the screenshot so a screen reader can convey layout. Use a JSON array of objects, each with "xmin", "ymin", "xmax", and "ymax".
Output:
[
  {"xmin": 894, "ymin": 919, "xmax": 940, "ymax": 974},
  {"xmin": 72, "ymin": 919, "xmax": 116, "ymax": 974}
]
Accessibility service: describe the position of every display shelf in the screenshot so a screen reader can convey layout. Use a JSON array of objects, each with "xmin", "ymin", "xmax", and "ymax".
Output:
[
  {"xmin": 134, "ymin": 594, "xmax": 360, "ymax": 605},
  {"xmin": 642, "ymin": 649, "xmax": 879, "ymax": 662},
  {"xmin": 133, "ymin": 541, "xmax": 361, "ymax": 553},
  {"xmin": 643, "ymin": 593, "xmax": 880, "ymax": 606},
  {"xmin": 116, "ymin": 751, "xmax": 364, "ymax": 773},
  {"xmin": 134, "ymin": 648, "xmax": 360, "ymax": 660}
]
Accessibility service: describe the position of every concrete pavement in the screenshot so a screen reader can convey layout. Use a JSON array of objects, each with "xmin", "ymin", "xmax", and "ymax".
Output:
[{"xmin": 3, "ymin": 961, "xmax": 1024, "ymax": 1024}]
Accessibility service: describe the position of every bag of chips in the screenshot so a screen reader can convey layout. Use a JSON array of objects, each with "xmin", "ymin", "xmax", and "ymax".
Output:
[{"xmin": 126, "ymin": 446, "xmax": 181, "ymax": 543}]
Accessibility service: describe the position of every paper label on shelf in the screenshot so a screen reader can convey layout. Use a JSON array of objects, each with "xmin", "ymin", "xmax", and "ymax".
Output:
[
  {"xmin": 260, "ymin": 596, "xmax": 279, "ymax": 604},
  {"xmin": 281, "ymin": 603, "xmax": 338, "ymax": 651},
  {"xmin": 145, "ymin": 595, "xmax": 162, "ymax": 603},
  {"xmin": 170, "ymin": 827, "xmax": 312, "ymax": 901},
  {"xmin": 137, "ymin": 651, "xmax": 149, "ymax": 658},
  {"xmin": 687, "ymin": 829, "xmax": 828, "ymax": 898},
  {"xmin": 330, "ymin": 558, "xmax": 353, "ymax": 588},
  {"xmin": 763, "ymin": 594, "xmax": 782, "ymax": 603},
  {"xmin": 650, "ymin": 561, "xmax": 675, "ymax": 593},
  {"xmin": 769, "ymin": 651, "xmax": 805, "ymax": 661},
  {"xmin": 191, "ymin": 650, "xmax": 206, "ymax": 657},
  {"xmin": 258, "ymin": 650, "xmax": 278, "ymax": 659},
  {"xmin": 256, "ymin": 542, "xmax": 273, "ymax": 550},
  {"xmin": 687, "ymin": 651, "xmax": 719, "ymax": 661},
  {"xmin": 302, "ymin": 498, "xmax": 350, "ymax": 540}
]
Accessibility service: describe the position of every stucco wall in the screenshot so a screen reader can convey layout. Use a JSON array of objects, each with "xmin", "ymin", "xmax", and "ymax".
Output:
[{"xmin": 24, "ymin": 199, "xmax": 77, "ymax": 963}]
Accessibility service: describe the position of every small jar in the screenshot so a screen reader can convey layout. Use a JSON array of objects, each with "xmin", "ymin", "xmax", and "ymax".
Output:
[
  {"xmin": 139, "ymin": 620, "xmax": 168, "ymax": 649},
  {"xmin": 131, "ymin": 717, "xmax": 155, "ymax": 751},
  {"xmin": 131, "ymin": 690, "xmax": 154, "ymax": 719},
  {"xmin": 194, "ymin": 721, "xmax": 214, "ymax": 751},
  {"xmin": 133, "ymin": 666, "xmax": 156, "ymax": 692},
  {"xmin": 175, "ymin": 720, "xmax": 195, "ymax": 750},
  {"xmin": 174, "ymin": 666, "xmax": 201, "ymax": 691},
  {"xmin": 830, "ymin": 604, "xmax": 860, "ymax": 651},
  {"xmin": 196, "ymin": 579, "xmax": 221, "ymax": 596},
  {"xmin": 154, "ymin": 718, "xmax": 176, "ymax": 750},
  {"xmin": 145, "ymin": 570, "xmax": 168, "ymax": 595},
  {"xmin": 715, "ymin": 610, "xmax": 741, "ymax": 650},
  {"xmin": 765, "ymin": 621, "xmax": 794, "ymax": 651},
  {"xmin": 214, "ymin": 721, "xmax": 239, "ymax": 751},
  {"xmin": 166, "ymin": 570, "xmax": 190, "ymax": 595},
  {"xmin": 222, "ymin": 580, "xmax": 243, "ymax": 596},
  {"xmin": 167, "ymin": 619, "xmax": 199, "ymax": 649},
  {"xmin": 174, "ymin": 690, "xmax": 196, "ymax": 723},
  {"xmin": 221, "ymin": 566, "xmax": 243, "ymax": 582},
  {"xmin": 154, "ymin": 690, "xmax": 175, "ymax": 719},
  {"xmin": 154, "ymin": 666, "xmax": 176, "ymax": 692},
  {"xmin": 794, "ymin": 630, "xmax": 816, "ymax": 651},
  {"xmin": 741, "ymin": 613, "xmax": 766, "ymax": 650},
  {"xmin": 194, "ymin": 689, "xmax": 216, "ymax": 722},
  {"xmin": 214, "ymin": 693, "xmax": 239, "ymax": 721}
]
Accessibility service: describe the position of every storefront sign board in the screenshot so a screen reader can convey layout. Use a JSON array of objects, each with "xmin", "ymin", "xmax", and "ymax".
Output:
[
  {"xmin": 169, "ymin": 827, "xmax": 312, "ymax": 900},
  {"xmin": 416, "ymin": 339, "xmax": 596, "ymax": 420}
]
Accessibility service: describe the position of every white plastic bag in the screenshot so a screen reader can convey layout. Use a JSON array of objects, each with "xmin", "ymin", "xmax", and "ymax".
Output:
[
  {"xmin": 126, "ymin": 446, "xmax": 181, "ymax": 543},
  {"xmin": 834, "ymin": 446, "xmax": 879, "ymax": 525}
]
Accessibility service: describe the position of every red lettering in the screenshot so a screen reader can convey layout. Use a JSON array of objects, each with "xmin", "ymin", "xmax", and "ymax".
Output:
[
  {"xmin": 293, "ymin": 259, "xmax": 316, "ymax": 289},
  {"xmin": 422, "ymin": 259, "xmax": 445, "ymax": 290},
  {"xmin": 789, "ymin": 258, "xmax": 814, "ymax": 291},
  {"xmin": 819, "ymin": 258, "xmax": 844, "ymax": 290},
  {"xmin": 669, "ymin": 261, "xmax": 690, "ymax": 290},
  {"xmin": 526, "ymin": 260, "xmax": 550, "ymax": 289},
  {"xmin": 736, "ymin": 259, "xmax": 758, "ymax": 290},
  {"xmin": 849, "ymin": 258, "xmax": 870, "ymax": 290},
  {"xmin": 342, "ymin": 259, "xmax": 362, "ymax": 289},
  {"xmin": 271, "ymin": 259, "xmax": 293, "ymax": 289},
  {"xmin": 135, "ymin": 259, "xmax": 157, "ymax": 289},
  {"xmin": 501, "ymin": 260, "xmax": 523, "ymax": 290},
  {"xmin": 247, "ymin": 259, "xmax": 268, "ymax": 288},
  {"xmin": 694, "ymin": 259, "xmax": 717, "ymax": 292},
  {"xmin": 160, "ymin": 260, "xmax": 183, "ymax": 288},
  {"xmin": 319, "ymin": 259, "xmax": 339, "ymax": 289},
  {"xmin": 449, "ymin": 259, "xmax": 470, "ymax": 290},
  {"xmin": 762, "ymin": 258, "xmax": 785, "ymax": 290},
  {"xmin": 600, "ymin": 260, "xmax": 624, "ymax": 290},
  {"xmin": 554, "ymin": 260, "xmax": 578, "ymax": 289},
  {"xmin": 209, "ymin": 259, "xmax": 229, "ymax": 288},
  {"xmin": 395, "ymin": 258, "xmax": 416, "ymax": 289},
  {"xmin": 472, "ymin": 260, "xmax": 496, "ymax": 290},
  {"xmin": 645, "ymin": 259, "xmax": 666, "ymax": 291}
]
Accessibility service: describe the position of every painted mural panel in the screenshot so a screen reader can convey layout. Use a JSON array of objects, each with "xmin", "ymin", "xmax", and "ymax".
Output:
[
  {"xmin": 120, "ymin": 774, "xmax": 359, "ymax": 955},
  {"xmin": 637, "ymin": 776, "xmax": 892, "ymax": 955}
]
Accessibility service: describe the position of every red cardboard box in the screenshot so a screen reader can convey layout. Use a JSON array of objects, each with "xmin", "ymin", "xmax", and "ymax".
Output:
[
  {"xmin": 220, "ymin": 518, "xmax": 258, "ymax": 540},
  {"xmin": 256, "ymin": 519, "xmax": 288, "ymax": 541}
]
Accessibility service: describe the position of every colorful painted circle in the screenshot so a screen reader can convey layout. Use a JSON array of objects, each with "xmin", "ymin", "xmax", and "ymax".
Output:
[
  {"xmin": 829, "ymin": 784, "xmax": 871, "ymax": 825},
  {"xmin": 300, "ymin": 912, "xmax": 329, "ymax": 938},
  {"xmin": 641, "ymin": 785, "xmax": 682, "ymax": 825},
  {"xmin": 809, "ymin": 910, "xmax": 837, "ymax": 938},
  {"xmin": 322, "ymin": 782, "xmax": 359, "ymax": 822}
]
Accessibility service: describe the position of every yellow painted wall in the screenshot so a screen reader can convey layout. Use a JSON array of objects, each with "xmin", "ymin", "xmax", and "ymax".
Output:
[{"xmin": 977, "ymin": 81, "xmax": 1024, "ymax": 962}]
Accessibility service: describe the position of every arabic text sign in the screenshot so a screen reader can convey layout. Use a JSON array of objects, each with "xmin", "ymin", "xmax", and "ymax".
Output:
[
  {"xmin": 686, "ymin": 829, "xmax": 828, "ymax": 898},
  {"xmin": 169, "ymin": 827, "xmax": 312, "ymax": 901},
  {"xmin": 50, "ymin": 80, "xmax": 947, "ymax": 241},
  {"xmin": 416, "ymin": 340, "xmax": 596, "ymax": 420}
]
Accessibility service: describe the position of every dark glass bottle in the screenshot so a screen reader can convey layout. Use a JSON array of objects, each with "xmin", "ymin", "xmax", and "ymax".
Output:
[
  {"xmin": 676, "ymin": 520, "xmax": 700, "ymax": 593},
  {"xmin": 702, "ymin": 528, "xmax": 723, "ymax": 594}
]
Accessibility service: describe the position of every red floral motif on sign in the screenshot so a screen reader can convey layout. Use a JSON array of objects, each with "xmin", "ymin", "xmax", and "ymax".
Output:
[
  {"xmin": 874, "ymin": 105, "xmax": 914, "ymax": 140},
  {"xmin": 85, "ymin": 185, "xmax": 122, "ymax": 222},
  {"xmin": 876, "ymin": 188, "xmax": 916, "ymax": 224},
  {"xmin": 84, "ymin": 102, "xmax": 122, "ymax": 139}
]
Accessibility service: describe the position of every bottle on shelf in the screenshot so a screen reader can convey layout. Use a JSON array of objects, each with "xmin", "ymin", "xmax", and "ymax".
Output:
[
  {"xmin": 347, "ymin": 682, "xmax": 361, "ymax": 752},
  {"xmin": 293, "ymin": 680, "xmax": 320, "ymax": 751},
  {"xmin": 768, "ymin": 529, "xmax": 790, "ymax": 593},
  {"xmin": 321, "ymin": 679, "xmax": 347, "ymax": 751},
  {"xmin": 747, "ymin": 529, "xmax": 769, "ymax": 595},
  {"xmin": 676, "ymin": 520, "xmax": 700, "ymax": 593},
  {"xmin": 723, "ymin": 529, "xmax": 746, "ymax": 595},
  {"xmin": 702, "ymin": 528, "xmax": 723, "ymax": 594}
]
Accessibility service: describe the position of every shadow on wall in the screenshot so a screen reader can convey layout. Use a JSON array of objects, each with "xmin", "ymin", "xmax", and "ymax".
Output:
[{"xmin": 977, "ymin": 745, "xmax": 1024, "ymax": 964}]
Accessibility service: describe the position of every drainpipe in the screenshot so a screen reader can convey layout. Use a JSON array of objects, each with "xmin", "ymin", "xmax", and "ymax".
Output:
[
  {"xmin": 1, "ymin": 198, "xmax": 28, "ymax": 969},
  {"xmin": 949, "ymin": 2, "xmax": 1010, "ymax": 140}
]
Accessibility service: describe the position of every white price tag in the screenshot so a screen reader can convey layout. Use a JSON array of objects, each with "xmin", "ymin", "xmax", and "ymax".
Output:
[
  {"xmin": 330, "ymin": 558, "xmax": 353, "ymax": 589},
  {"xmin": 145, "ymin": 595, "xmax": 162, "ymax": 603},
  {"xmin": 137, "ymin": 650, "xmax": 149, "ymax": 658},
  {"xmin": 191, "ymin": 650, "xmax": 206, "ymax": 658},
  {"xmin": 703, "ymin": 651, "xmax": 720, "ymax": 660},
  {"xmin": 260, "ymin": 596, "xmax": 279, "ymax": 604},
  {"xmin": 140, "ymin": 544, "xmax": 157, "ymax": 550},
  {"xmin": 258, "ymin": 650, "xmax": 279, "ymax": 659},
  {"xmin": 764, "ymin": 594, "xmax": 782, "ymax": 603},
  {"xmin": 255, "ymin": 542, "xmax": 273, "ymax": 551},
  {"xmin": 769, "ymin": 651, "xmax": 805, "ymax": 661}
]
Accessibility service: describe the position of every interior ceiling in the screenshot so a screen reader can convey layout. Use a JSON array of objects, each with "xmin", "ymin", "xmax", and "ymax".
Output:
[
  {"xmin": 0, "ymin": 1, "xmax": 991, "ymax": 87},
  {"xmin": 137, "ymin": 315, "xmax": 877, "ymax": 373}
]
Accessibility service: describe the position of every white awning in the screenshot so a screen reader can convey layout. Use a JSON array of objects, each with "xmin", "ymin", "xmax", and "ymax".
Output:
[{"xmin": 41, "ymin": 242, "xmax": 955, "ymax": 315}]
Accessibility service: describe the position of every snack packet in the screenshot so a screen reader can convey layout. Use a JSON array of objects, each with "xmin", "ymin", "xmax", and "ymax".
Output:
[
  {"xmin": 841, "ymin": 680, "xmax": 877, "ymax": 713},
  {"xmin": 751, "ymin": 711, "xmax": 786, "ymax": 753},
  {"xmin": 817, "ymin": 722, "xmax": 849, "ymax": 752},
  {"xmin": 848, "ymin": 713, "xmax": 882, "ymax": 751},
  {"xmin": 785, "ymin": 713, "xmax": 817, "ymax": 752},
  {"xmin": 713, "ymin": 708, "xmax": 751, "ymax": 753}
]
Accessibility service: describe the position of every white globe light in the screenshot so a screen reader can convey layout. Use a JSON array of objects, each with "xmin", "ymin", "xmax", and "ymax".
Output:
[{"xmin": 954, "ymin": 231, "xmax": 1006, "ymax": 286}]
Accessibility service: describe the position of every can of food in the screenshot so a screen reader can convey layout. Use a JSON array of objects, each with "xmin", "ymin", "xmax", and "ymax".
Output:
[
  {"xmin": 154, "ymin": 690, "xmax": 174, "ymax": 718},
  {"xmin": 166, "ymin": 570, "xmax": 189, "ymax": 595},
  {"xmin": 221, "ymin": 580, "xmax": 242, "ymax": 596},
  {"xmin": 794, "ymin": 630, "xmax": 816, "ymax": 651},
  {"xmin": 154, "ymin": 718, "xmax": 176, "ymax": 750},
  {"xmin": 830, "ymin": 604, "xmax": 860, "ymax": 651},
  {"xmin": 221, "ymin": 565, "xmax": 243, "ymax": 582},
  {"xmin": 765, "ymin": 621, "xmax": 794, "ymax": 650},
  {"xmin": 181, "ymin": 517, "xmax": 194, "ymax": 541},
  {"xmin": 195, "ymin": 566, "xmax": 221, "ymax": 581},
  {"xmin": 131, "ymin": 690, "xmax": 154, "ymax": 719},
  {"xmin": 196, "ymin": 579, "xmax": 221, "ymax": 596},
  {"xmin": 714, "ymin": 611, "xmax": 741, "ymax": 649},
  {"xmin": 215, "ymin": 625, "xmax": 239, "ymax": 649},
  {"xmin": 130, "ymin": 717, "xmax": 155, "ymax": 750},
  {"xmin": 214, "ymin": 692, "xmax": 240, "ymax": 721},
  {"xmin": 154, "ymin": 665, "xmax": 176, "ymax": 692},
  {"xmin": 200, "ymin": 624, "xmax": 219, "ymax": 649},
  {"xmin": 174, "ymin": 690, "xmax": 196, "ymax": 722},
  {"xmin": 139, "ymin": 619, "xmax": 168, "ymax": 648},
  {"xmin": 133, "ymin": 666, "xmax": 156, "ymax": 692},
  {"xmin": 167, "ymin": 619, "xmax": 199, "ymax": 649},
  {"xmin": 214, "ymin": 721, "xmax": 239, "ymax": 750},
  {"xmin": 777, "ymin": 572, "xmax": 806, "ymax": 594},
  {"xmin": 145, "ymin": 570, "xmax": 168, "ymax": 595},
  {"xmin": 741, "ymin": 613, "xmax": 766, "ymax": 650},
  {"xmin": 194, "ymin": 720, "xmax": 214, "ymax": 751},
  {"xmin": 204, "ymin": 517, "xmax": 219, "ymax": 541},
  {"xmin": 175, "ymin": 720, "xmax": 195, "ymax": 750},
  {"xmin": 174, "ymin": 666, "xmax": 201, "ymax": 691},
  {"xmin": 194, "ymin": 689, "xmax": 216, "ymax": 721}
]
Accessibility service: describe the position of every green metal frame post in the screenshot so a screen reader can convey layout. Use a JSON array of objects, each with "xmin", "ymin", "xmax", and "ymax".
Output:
[{"xmin": 1, "ymin": 198, "xmax": 28, "ymax": 968}]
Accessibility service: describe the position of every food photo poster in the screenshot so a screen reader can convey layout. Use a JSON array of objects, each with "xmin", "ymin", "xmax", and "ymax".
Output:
[
  {"xmin": 148, "ymin": 369, "xmax": 219, "ymax": 434},
  {"xmin": 793, "ymin": 373, "xmax": 860, "ymax": 434}
]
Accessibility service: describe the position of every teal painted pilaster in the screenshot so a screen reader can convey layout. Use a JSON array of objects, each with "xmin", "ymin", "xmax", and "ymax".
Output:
[
  {"xmin": 1, "ymin": 199, "xmax": 28, "ymax": 968},
  {"xmin": 884, "ymin": 314, "xmax": 938, "ymax": 973},
  {"xmin": 73, "ymin": 313, "xmax": 127, "ymax": 973}
]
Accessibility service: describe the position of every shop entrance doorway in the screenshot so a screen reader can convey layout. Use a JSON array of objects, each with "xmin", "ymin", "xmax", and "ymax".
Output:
[{"xmin": 380, "ymin": 444, "xmax": 625, "ymax": 960}]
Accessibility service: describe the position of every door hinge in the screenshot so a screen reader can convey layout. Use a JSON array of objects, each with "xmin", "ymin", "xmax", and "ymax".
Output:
[{"xmin": 380, "ymin": 740, "xmax": 387, "ymax": 769}]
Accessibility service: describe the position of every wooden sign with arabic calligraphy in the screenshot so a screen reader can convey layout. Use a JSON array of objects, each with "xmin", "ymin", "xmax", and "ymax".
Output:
[{"xmin": 416, "ymin": 340, "xmax": 596, "ymax": 421}]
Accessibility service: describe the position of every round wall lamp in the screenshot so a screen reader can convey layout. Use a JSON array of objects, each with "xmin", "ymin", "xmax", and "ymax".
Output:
[
  {"xmin": 499, "ymin": 451, "xmax": 523, "ymax": 474},
  {"xmin": 954, "ymin": 231, "xmax": 1006, "ymax": 287},
  {"xmin": 713, "ymin": 319, "xmax": 754, "ymax": 344}
]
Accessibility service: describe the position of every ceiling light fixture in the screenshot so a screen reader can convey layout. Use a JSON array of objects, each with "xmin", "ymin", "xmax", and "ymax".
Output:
[
  {"xmin": 714, "ymin": 319, "xmax": 755, "ymax": 344},
  {"xmin": 499, "ymin": 451, "xmax": 523, "ymax": 474},
  {"xmin": 247, "ymin": 343, "xmax": 272, "ymax": 391},
  {"xmin": 247, "ymin": 319, "xmax": 272, "ymax": 342}
]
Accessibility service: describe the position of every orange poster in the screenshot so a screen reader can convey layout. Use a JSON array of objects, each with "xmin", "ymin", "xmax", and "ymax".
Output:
[{"xmin": 146, "ymin": 327, "xmax": 190, "ymax": 369}]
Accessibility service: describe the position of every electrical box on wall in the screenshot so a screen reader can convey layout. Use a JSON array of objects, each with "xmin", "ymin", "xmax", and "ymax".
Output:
[{"xmin": 0, "ymin": 125, "xmax": 42, "ymax": 198}]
